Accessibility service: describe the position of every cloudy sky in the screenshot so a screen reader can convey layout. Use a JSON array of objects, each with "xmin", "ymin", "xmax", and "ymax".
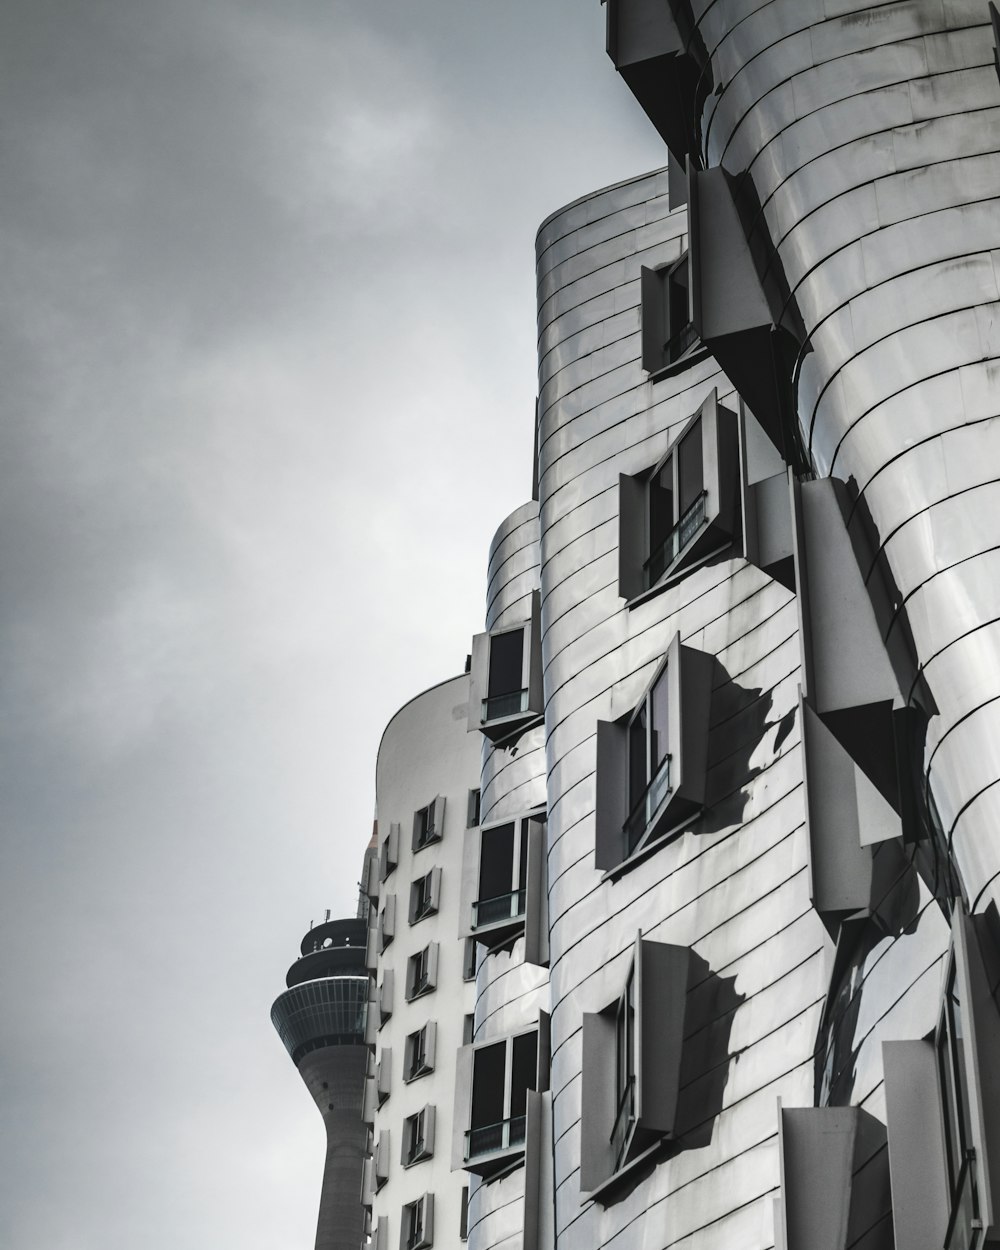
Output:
[{"xmin": 0, "ymin": 3, "xmax": 663, "ymax": 1246}]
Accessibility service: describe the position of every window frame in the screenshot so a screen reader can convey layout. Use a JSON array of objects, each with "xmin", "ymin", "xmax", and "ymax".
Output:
[
  {"xmin": 618, "ymin": 390, "xmax": 738, "ymax": 605},
  {"xmin": 379, "ymin": 822, "xmax": 400, "ymax": 882},
  {"xmin": 405, "ymin": 943, "xmax": 438, "ymax": 1002},
  {"xmin": 467, "ymin": 591, "xmax": 543, "ymax": 744},
  {"xmin": 412, "ymin": 796, "xmax": 445, "ymax": 854},
  {"xmin": 401, "ymin": 1194, "xmax": 433, "ymax": 1250},
  {"xmin": 641, "ymin": 254, "xmax": 700, "ymax": 378},
  {"xmin": 409, "ymin": 867, "xmax": 441, "ymax": 925},
  {"xmin": 460, "ymin": 807, "xmax": 548, "ymax": 962},
  {"xmin": 594, "ymin": 633, "xmax": 712, "ymax": 877},
  {"xmin": 402, "ymin": 1105, "xmax": 435, "ymax": 1168},
  {"xmin": 404, "ymin": 1021, "xmax": 436, "ymax": 1084}
]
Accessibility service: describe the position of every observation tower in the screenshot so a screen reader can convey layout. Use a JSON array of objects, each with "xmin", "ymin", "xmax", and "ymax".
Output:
[{"xmin": 271, "ymin": 915, "xmax": 369, "ymax": 1250}]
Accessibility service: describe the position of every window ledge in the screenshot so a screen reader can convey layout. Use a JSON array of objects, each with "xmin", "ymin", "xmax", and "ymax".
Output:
[
  {"xmin": 646, "ymin": 344, "xmax": 711, "ymax": 383},
  {"xmin": 482, "ymin": 711, "xmax": 544, "ymax": 750},
  {"xmin": 464, "ymin": 1144, "xmax": 526, "ymax": 1181},
  {"xmin": 413, "ymin": 834, "xmax": 442, "ymax": 855},
  {"xmin": 623, "ymin": 535, "xmax": 732, "ymax": 611},
  {"xmin": 410, "ymin": 909, "xmax": 437, "ymax": 927},
  {"xmin": 402, "ymin": 1151, "xmax": 432, "ymax": 1169},
  {"xmin": 600, "ymin": 815, "xmax": 695, "ymax": 884},
  {"xmin": 581, "ymin": 1135, "xmax": 670, "ymax": 1206},
  {"xmin": 405, "ymin": 984, "xmax": 434, "ymax": 1004},
  {"xmin": 403, "ymin": 1067, "xmax": 433, "ymax": 1085}
]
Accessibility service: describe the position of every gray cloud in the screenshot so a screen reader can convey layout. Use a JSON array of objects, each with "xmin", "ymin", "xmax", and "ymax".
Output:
[{"xmin": 0, "ymin": 1, "xmax": 664, "ymax": 1246}]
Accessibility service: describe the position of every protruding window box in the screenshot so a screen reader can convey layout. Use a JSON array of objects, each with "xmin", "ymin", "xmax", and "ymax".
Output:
[
  {"xmin": 460, "ymin": 809, "xmax": 547, "ymax": 964},
  {"xmin": 405, "ymin": 944, "xmax": 439, "ymax": 1002},
  {"xmin": 375, "ymin": 1048, "xmax": 392, "ymax": 1107},
  {"xmin": 379, "ymin": 822, "xmax": 400, "ymax": 882},
  {"xmin": 402, "ymin": 1107, "xmax": 436, "ymax": 1168},
  {"xmin": 409, "ymin": 868, "xmax": 441, "ymax": 926},
  {"xmin": 580, "ymin": 935, "xmax": 690, "ymax": 1202},
  {"xmin": 468, "ymin": 592, "xmax": 543, "ymax": 744},
  {"xmin": 378, "ymin": 969, "xmax": 394, "ymax": 1027},
  {"xmin": 595, "ymin": 633, "xmax": 712, "ymax": 875},
  {"xmin": 777, "ymin": 1105, "xmax": 891, "ymax": 1250},
  {"xmin": 686, "ymin": 164, "xmax": 797, "ymax": 458},
  {"xmin": 404, "ymin": 1022, "xmax": 436, "ymax": 1084},
  {"xmin": 413, "ymin": 797, "xmax": 445, "ymax": 853},
  {"xmin": 618, "ymin": 391, "xmax": 738, "ymax": 603},
  {"xmin": 452, "ymin": 1017, "xmax": 550, "ymax": 1180},
  {"xmin": 640, "ymin": 255, "xmax": 705, "ymax": 379},
  {"xmin": 378, "ymin": 894, "xmax": 396, "ymax": 952},
  {"xmin": 374, "ymin": 1128, "xmax": 390, "ymax": 1192},
  {"xmin": 605, "ymin": 0, "xmax": 701, "ymax": 161},
  {"xmin": 401, "ymin": 1194, "xmax": 433, "ymax": 1250}
]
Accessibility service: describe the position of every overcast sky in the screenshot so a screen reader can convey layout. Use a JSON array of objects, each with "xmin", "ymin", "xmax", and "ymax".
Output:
[{"xmin": 0, "ymin": 3, "xmax": 663, "ymax": 1246}]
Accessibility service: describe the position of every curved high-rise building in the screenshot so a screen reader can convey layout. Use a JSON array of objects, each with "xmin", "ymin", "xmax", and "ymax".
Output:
[{"xmin": 271, "ymin": 916, "xmax": 370, "ymax": 1250}]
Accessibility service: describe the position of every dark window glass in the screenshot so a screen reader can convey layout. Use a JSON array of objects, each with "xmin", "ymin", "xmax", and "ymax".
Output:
[
  {"xmin": 518, "ymin": 824, "xmax": 529, "ymax": 897},
  {"xmin": 467, "ymin": 789, "xmax": 481, "ymax": 828},
  {"xmin": 471, "ymin": 1042, "xmax": 506, "ymax": 1129},
  {"xmin": 629, "ymin": 707, "xmax": 648, "ymax": 811},
  {"xmin": 648, "ymin": 464, "xmax": 674, "ymax": 562},
  {"xmin": 510, "ymin": 1032, "xmax": 538, "ymax": 1120},
  {"xmin": 479, "ymin": 823, "xmax": 515, "ymax": 901},
  {"xmin": 650, "ymin": 667, "xmax": 670, "ymax": 771},
  {"xmin": 488, "ymin": 630, "xmax": 524, "ymax": 699},
  {"xmin": 677, "ymin": 425, "xmax": 703, "ymax": 516}
]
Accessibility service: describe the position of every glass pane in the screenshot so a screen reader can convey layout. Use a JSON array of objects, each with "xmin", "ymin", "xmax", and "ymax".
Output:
[
  {"xmin": 677, "ymin": 423, "xmax": 703, "ymax": 516},
  {"xmin": 471, "ymin": 1042, "xmax": 506, "ymax": 1128},
  {"xmin": 629, "ymin": 709, "xmax": 648, "ymax": 811},
  {"xmin": 648, "ymin": 465, "xmax": 674, "ymax": 558},
  {"xmin": 488, "ymin": 630, "xmax": 524, "ymax": 698},
  {"xmin": 650, "ymin": 666, "xmax": 669, "ymax": 770},
  {"xmin": 511, "ymin": 1031, "xmax": 538, "ymax": 1119},
  {"xmin": 479, "ymin": 823, "xmax": 515, "ymax": 900}
]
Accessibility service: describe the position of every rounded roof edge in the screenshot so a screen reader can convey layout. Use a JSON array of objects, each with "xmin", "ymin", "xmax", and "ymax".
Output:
[
  {"xmin": 535, "ymin": 164, "xmax": 670, "ymax": 248},
  {"xmin": 375, "ymin": 669, "xmax": 470, "ymax": 774},
  {"xmin": 488, "ymin": 500, "xmax": 540, "ymax": 566}
]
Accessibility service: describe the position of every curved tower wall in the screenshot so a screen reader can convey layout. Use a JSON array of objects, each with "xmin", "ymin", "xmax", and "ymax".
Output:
[
  {"xmin": 469, "ymin": 502, "xmax": 551, "ymax": 1250},
  {"xmin": 369, "ymin": 674, "xmax": 483, "ymax": 1250},
  {"xmin": 536, "ymin": 169, "xmax": 829, "ymax": 1250},
  {"xmin": 693, "ymin": 2, "xmax": 1000, "ymax": 916}
]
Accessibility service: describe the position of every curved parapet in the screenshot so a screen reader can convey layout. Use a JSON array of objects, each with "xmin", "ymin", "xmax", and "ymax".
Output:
[{"xmin": 271, "ymin": 977, "xmax": 369, "ymax": 1064}]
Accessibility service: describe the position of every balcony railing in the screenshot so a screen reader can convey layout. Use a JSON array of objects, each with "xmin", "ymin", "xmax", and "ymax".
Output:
[
  {"xmin": 473, "ymin": 888, "xmax": 526, "ymax": 929},
  {"xmin": 482, "ymin": 689, "xmax": 529, "ymax": 723},
  {"xmin": 623, "ymin": 754, "xmax": 672, "ymax": 856},
  {"xmin": 644, "ymin": 490, "xmax": 707, "ymax": 588},
  {"xmin": 610, "ymin": 1075, "xmax": 636, "ymax": 1171},
  {"xmin": 945, "ymin": 1149, "xmax": 981, "ymax": 1250},
  {"xmin": 665, "ymin": 319, "xmax": 698, "ymax": 365},
  {"xmin": 465, "ymin": 1114, "xmax": 527, "ymax": 1161}
]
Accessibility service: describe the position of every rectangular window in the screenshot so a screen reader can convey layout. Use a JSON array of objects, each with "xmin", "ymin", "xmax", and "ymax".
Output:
[
  {"xmin": 401, "ymin": 1195, "xmax": 433, "ymax": 1250},
  {"xmin": 466, "ymin": 1030, "xmax": 538, "ymax": 1162},
  {"xmin": 467, "ymin": 788, "xmax": 481, "ymax": 828},
  {"xmin": 468, "ymin": 592, "xmax": 542, "ymax": 742},
  {"xmin": 474, "ymin": 821, "xmax": 528, "ymax": 931},
  {"xmin": 409, "ymin": 867, "xmax": 441, "ymax": 924},
  {"xmin": 405, "ymin": 1022, "xmax": 436, "ymax": 1082},
  {"xmin": 403, "ymin": 1107, "xmax": 435, "ymax": 1167},
  {"xmin": 594, "ymin": 633, "xmax": 712, "ymax": 875},
  {"xmin": 412, "ymin": 796, "xmax": 445, "ymax": 853},
  {"xmin": 641, "ymin": 255, "xmax": 697, "ymax": 376},
  {"xmin": 406, "ymin": 944, "xmax": 438, "ymax": 1001},
  {"xmin": 462, "ymin": 936, "xmax": 477, "ymax": 982},
  {"xmin": 463, "ymin": 1013, "xmax": 475, "ymax": 1046},
  {"xmin": 618, "ymin": 390, "xmax": 737, "ymax": 603},
  {"xmin": 459, "ymin": 1186, "xmax": 469, "ymax": 1242},
  {"xmin": 379, "ymin": 822, "xmax": 399, "ymax": 882}
]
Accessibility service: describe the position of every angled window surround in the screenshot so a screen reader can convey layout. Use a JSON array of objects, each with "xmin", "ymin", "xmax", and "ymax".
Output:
[
  {"xmin": 738, "ymin": 401, "xmax": 795, "ymax": 591},
  {"xmin": 776, "ymin": 1104, "xmax": 890, "ymax": 1250},
  {"xmin": 687, "ymin": 163, "xmax": 800, "ymax": 462},
  {"xmin": 462, "ymin": 936, "xmax": 478, "ymax": 982},
  {"xmin": 595, "ymin": 633, "xmax": 712, "ymax": 874},
  {"xmin": 413, "ymin": 796, "xmax": 445, "ymax": 854},
  {"xmin": 640, "ymin": 255, "xmax": 702, "ymax": 377},
  {"xmin": 459, "ymin": 1185, "xmax": 469, "ymax": 1242},
  {"xmin": 618, "ymin": 390, "xmax": 739, "ymax": 603},
  {"xmin": 361, "ymin": 1152, "xmax": 375, "ymax": 1207},
  {"xmin": 992, "ymin": 3, "xmax": 1000, "ymax": 85},
  {"xmin": 375, "ymin": 1048, "xmax": 392, "ymax": 1107},
  {"xmin": 380, "ymin": 822, "xmax": 400, "ymax": 882},
  {"xmin": 402, "ymin": 1106, "xmax": 436, "ymax": 1168},
  {"xmin": 373, "ymin": 1217, "xmax": 387, "ymax": 1250},
  {"xmin": 405, "ymin": 943, "xmax": 439, "ymax": 1002},
  {"xmin": 378, "ymin": 969, "xmax": 394, "ymax": 1027},
  {"xmin": 933, "ymin": 904, "xmax": 1000, "ymax": 1247},
  {"xmin": 459, "ymin": 807, "xmax": 548, "ymax": 963},
  {"xmin": 452, "ymin": 1015, "xmax": 550, "ymax": 1179},
  {"xmin": 378, "ymin": 894, "xmax": 396, "ymax": 952},
  {"xmin": 466, "ymin": 788, "xmax": 481, "ymax": 829},
  {"xmin": 580, "ymin": 935, "xmax": 690, "ymax": 1201},
  {"xmin": 409, "ymin": 867, "xmax": 441, "ymax": 925},
  {"xmin": 374, "ymin": 1128, "xmax": 390, "ymax": 1192},
  {"xmin": 401, "ymin": 1194, "xmax": 433, "ymax": 1250},
  {"xmin": 404, "ymin": 1022, "xmax": 436, "ymax": 1083},
  {"xmin": 792, "ymin": 476, "xmax": 916, "ymax": 840},
  {"xmin": 363, "ymin": 848, "xmax": 380, "ymax": 905},
  {"xmin": 468, "ymin": 592, "xmax": 543, "ymax": 743},
  {"xmin": 604, "ymin": 0, "xmax": 704, "ymax": 162}
]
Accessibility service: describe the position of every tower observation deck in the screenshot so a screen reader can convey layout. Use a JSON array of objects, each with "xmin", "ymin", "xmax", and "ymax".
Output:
[{"xmin": 271, "ymin": 916, "xmax": 369, "ymax": 1250}]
